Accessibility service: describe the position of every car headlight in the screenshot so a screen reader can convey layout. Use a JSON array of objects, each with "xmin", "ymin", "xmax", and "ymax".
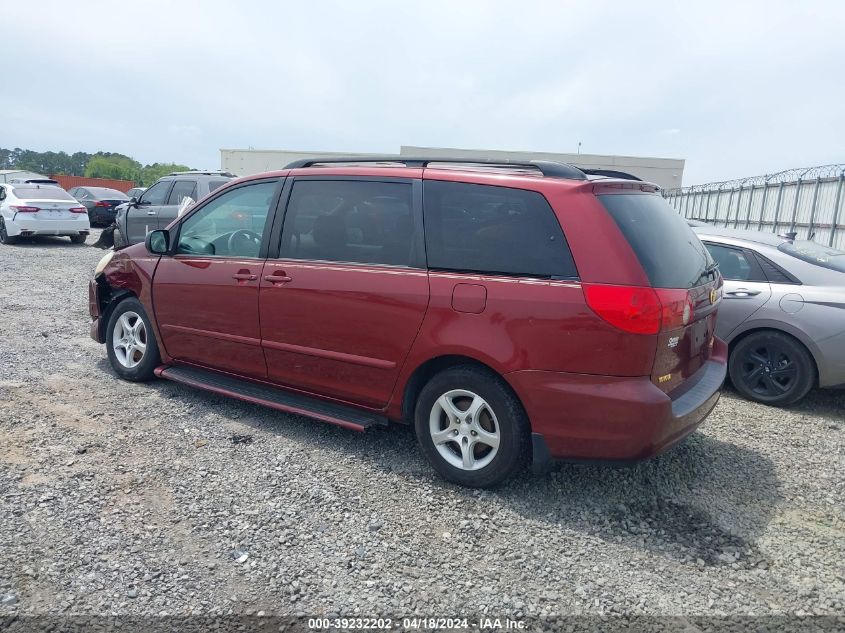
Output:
[{"xmin": 95, "ymin": 250, "xmax": 115, "ymax": 276}]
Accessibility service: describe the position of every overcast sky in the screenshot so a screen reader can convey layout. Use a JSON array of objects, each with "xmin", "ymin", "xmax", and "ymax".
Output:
[{"xmin": 2, "ymin": 1, "xmax": 843, "ymax": 185}]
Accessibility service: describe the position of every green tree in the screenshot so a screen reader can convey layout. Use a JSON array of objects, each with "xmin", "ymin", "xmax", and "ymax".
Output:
[
  {"xmin": 1, "ymin": 147, "xmax": 194, "ymax": 182},
  {"xmin": 140, "ymin": 163, "xmax": 191, "ymax": 186},
  {"xmin": 85, "ymin": 157, "xmax": 135, "ymax": 181},
  {"xmin": 84, "ymin": 153, "xmax": 142, "ymax": 182}
]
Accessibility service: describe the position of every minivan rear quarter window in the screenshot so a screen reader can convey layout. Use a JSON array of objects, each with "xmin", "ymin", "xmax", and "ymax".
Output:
[
  {"xmin": 600, "ymin": 193, "xmax": 714, "ymax": 288},
  {"xmin": 423, "ymin": 180, "xmax": 577, "ymax": 278}
]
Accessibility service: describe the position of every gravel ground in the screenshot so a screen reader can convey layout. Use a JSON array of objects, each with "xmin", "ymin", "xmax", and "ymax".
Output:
[{"xmin": 0, "ymin": 232, "xmax": 843, "ymax": 620}]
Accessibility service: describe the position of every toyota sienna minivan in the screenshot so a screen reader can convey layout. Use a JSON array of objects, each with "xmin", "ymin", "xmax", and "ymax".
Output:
[{"xmin": 89, "ymin": 157, "xmax": 726, "ymax": 487}]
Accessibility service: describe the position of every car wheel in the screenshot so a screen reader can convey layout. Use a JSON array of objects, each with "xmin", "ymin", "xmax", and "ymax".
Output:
[
  {"xmin": 729, "ymin": 330, "xmax": 814, "ymax": 406},
  {"xmin": 105, "ymin": 298, "xmax": 161, "ymax": 382},
  {"xmin": 70, "ymin": 234, "xmax": 87, "ymax": 244},
  {"xmin": 112, "ymin": 227, "xmax": 124, "ymax": 248},
  {"xmin": 0, "ymin": 218, "xmax": 18, "ymax": 245},
  {"xmin": 414, "ymin": 365, "xmax": 529, "ymax": 488}
]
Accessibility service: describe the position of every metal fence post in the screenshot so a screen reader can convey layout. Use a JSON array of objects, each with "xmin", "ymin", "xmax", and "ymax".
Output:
[
  {"xmin": 704, "ymin": 190, "xmax": 713, "ymax": 222},
  {"xmin": 807, "ymin": 176, "xmax": 821, "ymax": 240},
  {"xmin": 789, "ymin": 178, "xmax": 803, "ymax": 232},
  {"xmin": 724, "ymin": 188, "xmax": 735, "ymax": 228},
  {"xmin": 733, "ymin": 186, "xmax": 744, "ymax": 227},
  {"xmin": 757, "ymin": 182, "xmax": 770, "ymax": 230},
  {"xmin": 711, "ymin": 186, "xmax": 723, "ymax": 222},
  {"xmin": 772, "ymin": 181, "xmax": 785, "ymax": 234},
  {"xmin": 830, "ymin": 172, "xmax": 844, "ymax": 246},
  {"xmin": 744, "ymin": 185, "xmax": 755, "ymax": 229}
]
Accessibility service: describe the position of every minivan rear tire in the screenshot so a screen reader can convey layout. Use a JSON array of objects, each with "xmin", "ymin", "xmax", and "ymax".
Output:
[{"xmin": 415, "ymin": 365, "xmax": 529, "ymax": 488}]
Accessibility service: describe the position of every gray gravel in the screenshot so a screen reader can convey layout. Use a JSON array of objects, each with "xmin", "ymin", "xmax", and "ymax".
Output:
[{"xmin": 0, "ymin": 231, "xmax": 843, "ymax": 618}]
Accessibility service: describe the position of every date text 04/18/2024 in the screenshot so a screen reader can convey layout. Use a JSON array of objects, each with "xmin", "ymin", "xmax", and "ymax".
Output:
[{"xmin": 307, "ymin": 617, "xmax": 526, "ymax": 630}]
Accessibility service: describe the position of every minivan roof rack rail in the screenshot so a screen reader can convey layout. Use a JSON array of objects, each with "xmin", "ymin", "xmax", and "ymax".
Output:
[
  {"xmin": 168, "ymin": 170, "xmax": 236, "ymax": 177},
  {"xmin": 579, "ymin": 168, "xmax": 643, "ymax": 182},
  {"xmin": 284, "ymin": 156, "xmax": 588, "ymax": 180}
]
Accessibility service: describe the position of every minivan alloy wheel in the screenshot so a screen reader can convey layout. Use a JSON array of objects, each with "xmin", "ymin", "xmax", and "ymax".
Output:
[
  {"xmin": 429, "ymin": 389, "xmax": 500, "ymax": 471},
  {"xmin": 112, "ymin": 311, "xmax": 148, "ymax": 369}
]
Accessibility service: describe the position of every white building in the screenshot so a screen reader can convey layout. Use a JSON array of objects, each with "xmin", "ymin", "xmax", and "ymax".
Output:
[{"xmin": 220, "ymin": 146, "xmax": 685, "ymax": 189}]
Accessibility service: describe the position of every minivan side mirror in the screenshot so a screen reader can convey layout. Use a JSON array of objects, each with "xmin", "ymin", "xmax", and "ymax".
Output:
[
  {"xmin": 145, "ymin": 229, "xmax": 170, "ymax": 255},
  {"xmin": 129, "ymin": 196, "xmax": 138, "ymax": 206}
]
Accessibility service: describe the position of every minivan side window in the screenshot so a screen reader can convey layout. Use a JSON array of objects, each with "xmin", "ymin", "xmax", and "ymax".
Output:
[
  {"xmin": 176, "ymin": 181, "xmax": 276, "ymax": 258},
  {"xmin": 279, "ymin": 180, "xmax": 416, "ymax": 267},
  {"xmin": 423, "ymin": 180, "xmax": 577, "ymax": 278},
  {"xmin": 139, "ymin": 181, "xmax": 170, "ymax": 205}
]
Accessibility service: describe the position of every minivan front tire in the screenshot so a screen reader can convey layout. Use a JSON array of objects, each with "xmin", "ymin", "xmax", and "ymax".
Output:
[
  {"xmin": 415, "ymin": 365, "xmax": 529, "ymax": 488},
  {"xmin": 105, "ymin": 297, "xmax": 161, "ymax": 382}
]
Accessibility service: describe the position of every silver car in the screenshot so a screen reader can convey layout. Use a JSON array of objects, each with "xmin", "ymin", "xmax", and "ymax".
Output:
[{"xmin": 693, "ymin": 226, "xmax": 845, "ymax": 406}]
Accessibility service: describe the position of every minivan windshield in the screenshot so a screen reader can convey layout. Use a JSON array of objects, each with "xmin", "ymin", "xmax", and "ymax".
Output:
[
  {"xmin": 600, "ymin": 193, "xmax": 716, "ymax": 288},
  {"xmin": 778, "ymin": 240, "xmax": 845, "ymax": 273}
]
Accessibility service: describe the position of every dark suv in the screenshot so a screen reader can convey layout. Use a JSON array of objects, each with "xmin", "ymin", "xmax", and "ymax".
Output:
[
  {"xmin": 112, "ymin": 171, "xmax": 234, "ymax": 247},
  {"xmin": 88, "ymin": 157, "xmax": 726, "ymax": 487}
]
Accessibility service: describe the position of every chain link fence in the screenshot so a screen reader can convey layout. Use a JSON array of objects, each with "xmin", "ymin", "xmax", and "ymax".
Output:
[{"xmin": 663, "ymin": 164, "xmax": 845, "ymax": 250}]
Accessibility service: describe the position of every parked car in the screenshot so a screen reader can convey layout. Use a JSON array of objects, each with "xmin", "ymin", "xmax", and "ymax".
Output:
[
  {"xmin": 0, "ymin": 183, "xmax": 90, "ymax": 244},
  {"xmin": 693, "ymin": 226, "xmax": 845, "ymax": 406},
  {"xmin": 89, "ymin": 157, "xmax": 726, "ymax": 487},
  {"xmin": 112, "ymin": 171, "xmax": 234, "ymax": 248},
  {"xmin": 68, "ymin": 187, "xmax": 129, "ymax": 226},
  {"xmin": 125, "ymin": 187, "xmax": 147, "ymax": 200}
]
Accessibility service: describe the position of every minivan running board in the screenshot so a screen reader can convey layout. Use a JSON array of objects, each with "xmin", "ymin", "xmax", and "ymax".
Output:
[{"xmin": 155, "ymin": 365, "xmax": 388, "ymax": 432}]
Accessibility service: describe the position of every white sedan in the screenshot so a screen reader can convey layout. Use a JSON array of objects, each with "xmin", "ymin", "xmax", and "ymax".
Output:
[{"xmin": 0, "ymin": 183, "xmax": 90, "ymax": 244}]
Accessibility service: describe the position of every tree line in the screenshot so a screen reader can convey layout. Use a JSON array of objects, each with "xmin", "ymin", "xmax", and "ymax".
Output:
[{"xmin": 0, "ymin": 147, "xmax": 192, "ymax": 187}]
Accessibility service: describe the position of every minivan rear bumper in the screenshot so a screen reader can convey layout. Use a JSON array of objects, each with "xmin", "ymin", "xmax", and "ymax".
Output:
[{"xmin": 506, "ymin": 337, "xmax": 728, "ymax": 466}]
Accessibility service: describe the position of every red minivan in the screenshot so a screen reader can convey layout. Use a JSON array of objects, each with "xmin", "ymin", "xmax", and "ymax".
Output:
[{"xmin": 89, "ymin": 157, "xmax": 726, "ymax": 487}]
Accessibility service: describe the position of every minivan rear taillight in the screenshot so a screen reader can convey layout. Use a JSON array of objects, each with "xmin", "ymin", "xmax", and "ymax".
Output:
[
  {"xmin": 583, "ymin": 284, "xmax": 693, "ymax": 335},
  {"xmin": 11, "ymin": 205, "xmax": 39, "ymax": 213},
  {"xmin": 655, "ymin": 288, "xmax": 694, "ymax": 331}
]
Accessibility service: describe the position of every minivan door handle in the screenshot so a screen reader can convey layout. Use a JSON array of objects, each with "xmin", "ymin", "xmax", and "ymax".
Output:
[
  {"xmin": 232, "ymin": 270, "xmax": 257, "ymax": 282},
  {"xmin": 726, "ymin": 288, "xmax": 761, "ymax": 298},
  {"xmin": 146, "ymin": 210, "xmax": 157, "ymax": 216},
  {"xmin": 264, "ymin": 271, "xmax": 292, "ymax": 284}
]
